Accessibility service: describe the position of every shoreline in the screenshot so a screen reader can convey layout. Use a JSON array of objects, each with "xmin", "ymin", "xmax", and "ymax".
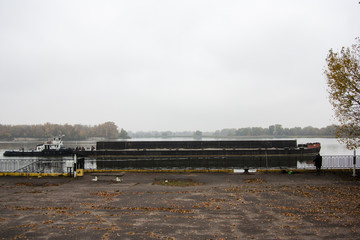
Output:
[{"xmin": 0, "ymin": 171, "xmax": 359, "ymax": 239}]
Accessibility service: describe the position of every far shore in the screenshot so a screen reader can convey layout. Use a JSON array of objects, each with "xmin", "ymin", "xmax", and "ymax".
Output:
[{"xmin": 0, "ymin": 135, "xmax": 336, "ymax": 142}]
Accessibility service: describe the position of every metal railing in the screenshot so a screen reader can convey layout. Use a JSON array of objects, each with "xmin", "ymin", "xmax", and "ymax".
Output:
[
  {"xmin": 296, "ymin": 155, "xmax": 359, "ymax": 169},
  {"xmin": 16, "ymin": 160, "xmax": 44, "ymax": 173},
  {"xmin": 322, "ymin": 155, "xmax": 360, "ymax": 169},
  {"xmin": 0, "ymin": 159, "xmax": 37, "ymax": 172},
  {"xmin": 0, "ymin": 155, "xmax": 359, "ymax": 173},
  {"xmin": 0, "ymin": 159, "xmax": 74, "ymax": 174}
]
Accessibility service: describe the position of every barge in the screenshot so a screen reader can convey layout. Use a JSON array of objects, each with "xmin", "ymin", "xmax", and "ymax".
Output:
[
  {"xmin": 3, "ymin": 138, "xmax": 321, "ymax": 169},
  {"xmin": 76, "ymin": 140, "xmax": 320, "ymax": 169}
]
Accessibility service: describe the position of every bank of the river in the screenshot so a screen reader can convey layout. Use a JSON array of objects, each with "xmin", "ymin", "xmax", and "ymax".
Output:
[{"xmin": 0, "ymin": 172, "xmax": 359, "ymax": 239}]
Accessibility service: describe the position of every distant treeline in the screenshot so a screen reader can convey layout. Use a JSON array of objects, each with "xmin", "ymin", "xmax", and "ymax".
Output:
[
  {"xmin": 0, "ymin": 123, "xmax": 336, "ymax": 140},
  {"xmin": 212, "ymin": 124, "xmax": 336, "ymax": 137},
  {"xmin": 129, "ymin": 124, "xmax": 337, "ymax": 138},
  {"xmin": 0, "ymin": 122, "xmax": 130, "ymax": 140}
]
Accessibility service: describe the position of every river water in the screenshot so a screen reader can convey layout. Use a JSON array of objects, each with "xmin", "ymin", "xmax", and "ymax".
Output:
[{"xmin": 0, "ymin": 138, "xmax": 356, "ymax": 172}]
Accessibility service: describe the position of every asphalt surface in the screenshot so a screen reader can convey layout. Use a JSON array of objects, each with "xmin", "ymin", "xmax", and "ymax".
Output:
[{"xmin": 0, "ymin": 171, "xmax": 359, "ymax": 239}]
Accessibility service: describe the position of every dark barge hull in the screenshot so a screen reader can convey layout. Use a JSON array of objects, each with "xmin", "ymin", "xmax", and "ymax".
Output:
[
  {"xmin": 96, "ymin": 140, "xmax": 298, "ymax": 150},
  {"xmin": 75, "ymin": 140, "xmax": 320, "ymax": 169},
  {"xmin": 3, "ymin": 140, "xmax": 320, "ymax": 169},
  {"xmin": 3, "ymin": 148, "xmax": 74, "ymax": 157}
]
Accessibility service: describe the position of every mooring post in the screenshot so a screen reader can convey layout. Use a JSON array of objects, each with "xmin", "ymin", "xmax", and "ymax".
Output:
[
  {"xmin": 73, "ymin": 154, "xmax": 77, "ymax": 178},
  {"xmin": 353, "ymin": 149, "xmax": 357, "ymax": 177},
  {"xmin": 265, "ymin": 149, "xmax": 268, "ymax": 169}
]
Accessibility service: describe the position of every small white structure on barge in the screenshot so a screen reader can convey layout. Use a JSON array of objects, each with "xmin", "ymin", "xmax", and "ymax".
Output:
[{"xmin": 35, "ymin": 136, "xmax": 64, "ymax": 152}]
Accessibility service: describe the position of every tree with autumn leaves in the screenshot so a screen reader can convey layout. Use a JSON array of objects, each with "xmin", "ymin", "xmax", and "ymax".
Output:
[{"xmin": 325, "ymin": 37, "xmax": 360, "ymax": 149}]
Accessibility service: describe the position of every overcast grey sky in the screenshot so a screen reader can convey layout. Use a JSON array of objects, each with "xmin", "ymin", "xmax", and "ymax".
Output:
[{"xmin": 0, "ymin": 0, "xmax": 359, "ymax": 132}]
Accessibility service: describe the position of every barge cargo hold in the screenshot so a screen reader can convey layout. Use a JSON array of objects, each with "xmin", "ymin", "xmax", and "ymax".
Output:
[{"xmin": 75, "ymin": 140, "xmax": 321, "ymax": 169}]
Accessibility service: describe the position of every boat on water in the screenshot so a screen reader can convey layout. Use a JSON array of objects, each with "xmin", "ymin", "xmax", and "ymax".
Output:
[
  {"xmin": 75, "ymin": 140, "xmax": 321, "ymax": 169},
  {"xmin": 3, "ymin": 138, "xmax": 320, "ymax": 169},
  {"xmin": 3, "ymin": 136, "xmax": 73, "ymax": 157}
]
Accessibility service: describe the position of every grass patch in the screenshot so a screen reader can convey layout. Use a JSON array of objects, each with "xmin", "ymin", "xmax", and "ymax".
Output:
[{"xmin": 153, "ymin": 178, "xmax": 203, "ymax": 187}]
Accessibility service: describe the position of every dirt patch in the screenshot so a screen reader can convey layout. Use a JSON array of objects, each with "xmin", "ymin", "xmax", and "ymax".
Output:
[
  {"xmin": 153, "ymin": 178, "xmax": 203, "ymax": 187},
  {"xmin": 0, "ymin": 172, "xmax": 359, "ymax": 239},
  {"xmin": 244, "ymin": 178, "xmax": 266, "ymax": 184},
  {"xmin": 15, "ymin": 181, "xmax": 63, "ymax": 187},
  {"xmin": 89, "ymin": 191, "xmax": 124, "ymax": 201}
]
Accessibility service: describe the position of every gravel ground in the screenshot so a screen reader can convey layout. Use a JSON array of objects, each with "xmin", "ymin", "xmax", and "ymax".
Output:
[{"xmin": 0, "ymin": 171, "xmax": 359, "ymax": 240}]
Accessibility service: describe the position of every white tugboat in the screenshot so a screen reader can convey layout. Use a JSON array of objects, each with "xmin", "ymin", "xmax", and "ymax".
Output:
[
  {"xmin": 3, "ymin": 135, "xmax": 74, "ymax": 157},
  {"xmin": 35, "ymin": 136, "xmax": 64, "ymax": 151}
]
